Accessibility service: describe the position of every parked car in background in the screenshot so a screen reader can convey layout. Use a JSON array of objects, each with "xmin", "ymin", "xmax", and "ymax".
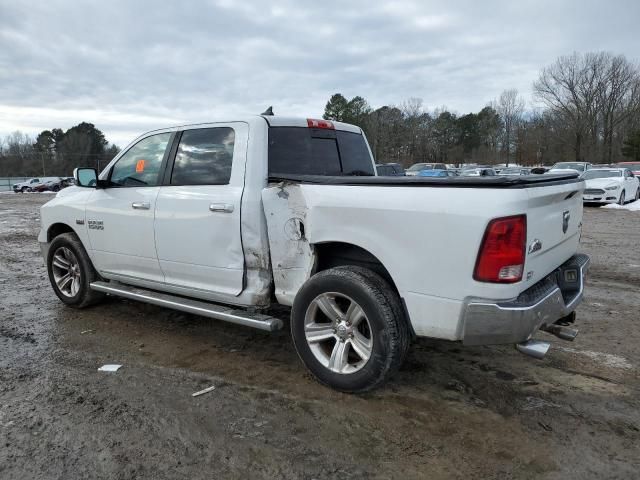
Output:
[
  {"xmin": 375, "ymin": 163, "xmax": 405, "ymax": 176},
  {"xmin": 582, "ymin": 168, "xmax": 640, "ymax": 205},
  {"xmin": 13, "ymin": 176, "xmax": 73, "ymax": 193},
  {"xmin": 417, "ymin": 169, "xmax": 456, "ymax": 177},
  {"xmin": 616, "ymin": 162, "xmax": 640, "ymax": 177},
  {"xmin": 32, "ymin": 177, "xmax": 65, "ymax": 192},
  {"xmin": 530, "ymin": 167, "xmax": 549, "ymax": 174},
  {"xmin": 405, "ymin": 163, "xmax": 447, "ymax": 176},
  {"xmin": 461, "ymin": 168, "xmax": 497, "ymax": 177},
  {"xmin": 13, "ymin": 178, "xmax": 41, "ymax": 193},
  {"xmin": 498, "ymin": 167, "xmax": 530, "ymax": 176},
  {"xmin": 548, "ymin": 162, "xmax": 592, "ymax": 174}
]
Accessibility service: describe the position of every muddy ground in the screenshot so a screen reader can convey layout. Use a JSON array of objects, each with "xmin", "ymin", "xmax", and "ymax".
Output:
[{"xmin": 0, "ymin": 194, "xmax": 639, "ymax": 479}]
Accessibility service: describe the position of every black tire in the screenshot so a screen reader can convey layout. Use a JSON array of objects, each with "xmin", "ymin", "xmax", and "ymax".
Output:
[
  {"xmin": 52, "ymin": 185, "xmax": 60, "ymax": 192},
  {"xmin": 47, "ymin": 232, "xmax": 104, "ymax": 308},
  {"xmin": 291, "ymin": 266, "xmax": 410, "ymax": 393},
  {"xmin": 619, "ymin": 190, "xmax": 625, "ymax": 205},
  {"xmin": 635, "ymin": 188, "xmax": 640, "ymax": 202},
  {"xmin": 20, "ymin": 187, "xmax": 27, "ymax": 193}
]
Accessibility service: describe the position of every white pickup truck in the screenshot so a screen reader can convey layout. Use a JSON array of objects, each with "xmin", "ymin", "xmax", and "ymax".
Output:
[{"xmin": 38, "ymin": 115, "xmax": 589, "ymax": 392}]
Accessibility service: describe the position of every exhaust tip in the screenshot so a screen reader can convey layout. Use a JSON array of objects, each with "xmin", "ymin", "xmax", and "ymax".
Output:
[{"xmin": 516, "ymin": 340, "xmax": 551, "ymax": 359}]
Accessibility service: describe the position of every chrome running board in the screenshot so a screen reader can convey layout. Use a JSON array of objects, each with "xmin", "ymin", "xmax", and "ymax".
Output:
[{"xmin": 90, "ymin": 281, "xmax": 283, "ymax": 332}]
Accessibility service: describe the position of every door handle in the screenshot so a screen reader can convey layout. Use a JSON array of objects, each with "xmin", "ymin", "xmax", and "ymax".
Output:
[
  {"xmin": 209, "ymin": 203, "xmax": 234, "ymax": 213},
  {"xmin": 131, "ymin": 202, "xmax": 151, "ymax": 210}
]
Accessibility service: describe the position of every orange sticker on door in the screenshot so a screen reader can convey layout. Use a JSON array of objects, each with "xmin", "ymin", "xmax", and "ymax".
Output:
[{"xmin": 135, "ymin": 159, "xmax": 146, "ymax": 173}]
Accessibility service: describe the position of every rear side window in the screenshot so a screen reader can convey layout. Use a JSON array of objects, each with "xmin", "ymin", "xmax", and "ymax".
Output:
[
  {"xmin": 171, "ymin": 128, "xmax": 235, "ymax": 185},
  {"xmin": 268, "ymin": 127, "xmax": 374, "ymax": 176}
]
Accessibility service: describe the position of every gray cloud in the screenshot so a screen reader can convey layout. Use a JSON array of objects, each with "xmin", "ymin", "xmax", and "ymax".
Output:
[{"xmin": 1, "ymin": 0, "xmax": 639, "ymax": 147}]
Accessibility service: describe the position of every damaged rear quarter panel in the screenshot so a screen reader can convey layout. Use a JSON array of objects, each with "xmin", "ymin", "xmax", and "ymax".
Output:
[{"xmin": 262, "ymin": 183, "xmax": 314, "ymax": 305}]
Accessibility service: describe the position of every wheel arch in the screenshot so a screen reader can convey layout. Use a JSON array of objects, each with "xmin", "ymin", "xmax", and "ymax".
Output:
[
  {"xmin": 47, "ymin": 222, "xmax": 77, "ymax": 243},
  {"xmin": 312, "ymin": 241, "xmax": 400, "ymax": 295}
]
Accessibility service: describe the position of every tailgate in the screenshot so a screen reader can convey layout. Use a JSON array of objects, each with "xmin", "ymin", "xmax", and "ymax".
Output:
[{"xmin": 523, "ymin": 181, "xmax": 584, "ymax": 286}]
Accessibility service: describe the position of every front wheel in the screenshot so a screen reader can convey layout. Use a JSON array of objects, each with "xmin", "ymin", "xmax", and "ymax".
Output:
[
  {"xmin": 291, "ymin": 266, "xmax": 410, "ymax": 393},
  {"xmin": 635, "ymin": 188, "xmax": 640, "ymax": 202},
  {"xmin": 619, "ymin": 190, "xmax": 626, "ymax": 205},
  {"xmin": 47, "ymin": 233, "xmax": 104, "ymax": 308}
]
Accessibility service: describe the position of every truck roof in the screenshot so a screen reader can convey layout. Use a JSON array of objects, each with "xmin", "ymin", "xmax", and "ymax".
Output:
[{"xmin": 137, "ymin": 116, "xmax": 362, "ymax": 139}]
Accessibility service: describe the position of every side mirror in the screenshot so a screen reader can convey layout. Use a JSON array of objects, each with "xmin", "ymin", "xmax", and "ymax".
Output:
[{"xmin": 74, "ymin": 167, "xmax": 99, "ymax": 188}]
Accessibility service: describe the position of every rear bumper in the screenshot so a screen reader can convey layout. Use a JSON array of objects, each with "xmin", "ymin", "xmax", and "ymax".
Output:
[{"xmin": 461, "ymin": 253, "xmax": 590, "ymax": 345}]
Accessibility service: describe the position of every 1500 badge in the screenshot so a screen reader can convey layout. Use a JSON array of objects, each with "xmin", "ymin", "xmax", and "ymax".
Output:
[{"xmin": 88, "ymin": 220, "xmax": 104, "ymax": 230}]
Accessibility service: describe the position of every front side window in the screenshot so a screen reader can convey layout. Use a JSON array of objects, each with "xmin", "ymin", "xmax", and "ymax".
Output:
[
  {"xmin": 170, "ymin": 128, "xmax": 235, "ymax": 185},
  {"xmin": 110, "ymin": 133, "xmax": 172, "ymax": 187}
]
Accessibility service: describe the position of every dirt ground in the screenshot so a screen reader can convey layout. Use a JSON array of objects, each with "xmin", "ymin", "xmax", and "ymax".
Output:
[{"xmin": 1, "ymin": 194, "xmax": 639, "ymax": 480}]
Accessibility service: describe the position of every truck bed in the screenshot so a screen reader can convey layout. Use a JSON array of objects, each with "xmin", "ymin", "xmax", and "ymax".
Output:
[{"xmin": 268, "ymin": 172, "xmax": 580, "ymax": 188}]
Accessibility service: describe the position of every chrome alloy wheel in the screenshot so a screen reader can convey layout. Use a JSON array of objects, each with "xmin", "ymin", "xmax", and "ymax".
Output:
[
  {"xmin": 51, "ymin": 247, "xmax": 81, "ymax": 298},
  {"xmin": 303, "ymin": 292, "xmax": 373, "ymax": 374}
]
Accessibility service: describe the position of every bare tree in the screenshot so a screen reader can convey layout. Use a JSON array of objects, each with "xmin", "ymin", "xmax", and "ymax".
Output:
[
  {"xmin": 494, "ymin": 89, "xmax": 524, "ymax": 166},
  {"xmin": 534, "ymin": 52, "xmax": 609, "ymax": 162},
  {"xmin": 597, "ymin": 54, "xmax": 640, "ymax": 163}
]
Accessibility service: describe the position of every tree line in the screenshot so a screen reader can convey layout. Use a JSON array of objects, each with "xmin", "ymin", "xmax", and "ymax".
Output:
[
  {"xmin": 0, "ymin": 122, "xmax": 120, "ymax": 177},
  {"xmin": 323, "ymin": 51, "xmax": 640, "ymax": 167}
]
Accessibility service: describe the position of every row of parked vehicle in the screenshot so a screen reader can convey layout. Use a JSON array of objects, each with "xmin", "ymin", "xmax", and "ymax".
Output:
[
  {"xmin": 375, "ymin": 161, "xmax": 640, "ymax": 206},
  {"xmin": 12, "ymin": 177, "xmax": 74, "ymax": 193},
  {"xmin": 375, "ymin": 162, "xmax": 532, "ymax": 178}
]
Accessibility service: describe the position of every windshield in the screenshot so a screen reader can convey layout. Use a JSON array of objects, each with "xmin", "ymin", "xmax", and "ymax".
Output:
[
  {"xmin": 552, "ymin": 162, "xmax": 586, "ymax": 172},
  {"xmin": 407, "ymin": 163, "xmax": 432, "ymax": 171},
  {"xmin": 268, "ymin": 127, "xmax": 374, "ymax": 176},
  {"xmin": 500, "ymin": 168, "xmax": 520, "ymax": 174},
  {"xmin": 582, "ymin": 170, "xmax": 622, "ymax": 180}
]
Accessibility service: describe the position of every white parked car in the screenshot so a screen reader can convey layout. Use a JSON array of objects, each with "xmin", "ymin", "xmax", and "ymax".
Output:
[
  {"xmin": 582, "ymin": 168, "xmax": 640, "ymax": 205},
  {"xmin": 548, "ymin": 162, "xmax": 592, "ymax": 175},
  {"xmin": 38, "ymin": 116, "xmax": 589, "ymax": 392}
]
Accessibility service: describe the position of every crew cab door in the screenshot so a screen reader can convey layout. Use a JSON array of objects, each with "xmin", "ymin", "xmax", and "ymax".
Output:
[
  {"xmin": 85, "ymin": 132, "xmax": 174, "ymax": 283},
  {"xmin": 154, "ymin": 123, "xmax": 247, "ymax": 296}
]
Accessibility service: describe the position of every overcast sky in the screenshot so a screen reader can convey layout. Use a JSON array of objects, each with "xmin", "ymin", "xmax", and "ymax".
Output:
[{"xmin": 1, "ymin": 0, "xmax": 639, "ymax": 147}]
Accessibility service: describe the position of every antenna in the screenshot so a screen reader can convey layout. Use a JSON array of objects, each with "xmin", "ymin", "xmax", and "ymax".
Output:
[{"xmin": 261, "ymin": 106, "xmax": 274, "ymax": 116}]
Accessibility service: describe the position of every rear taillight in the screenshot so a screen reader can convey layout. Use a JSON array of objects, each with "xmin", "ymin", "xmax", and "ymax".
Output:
[
  {"xmin": 307, "ymin": 118, "xmax": 335, "ymax": 129},
  {"xmin": 474, "ymin": 215, "xmax": 527, "ymax": 283}
]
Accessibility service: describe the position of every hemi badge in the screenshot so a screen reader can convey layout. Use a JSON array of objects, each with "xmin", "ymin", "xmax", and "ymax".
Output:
[{"xmin": 76, "ymin": 219, "xmax": 85, "ymax": 225}]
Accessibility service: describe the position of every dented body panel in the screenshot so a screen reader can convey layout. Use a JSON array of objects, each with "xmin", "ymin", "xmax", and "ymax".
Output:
[{"xmin": 261, "ymin": 180, "xmax": 584, "ymax": 339}]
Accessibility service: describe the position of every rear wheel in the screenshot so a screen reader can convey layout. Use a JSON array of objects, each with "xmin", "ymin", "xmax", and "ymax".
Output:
[
  {"xmin": 291, "ymin": 266, "xmax": 410, "ymax": 393},
  {"xmin": 619, "ymin": 191, "xmax": 626, "ymax": 205},
  {"xmin": 635, "ymin": 188, "xmax": 640, "ymax": 202},
  {"xmin": 47, "ymin": 233, "xmax": 104, "ymax": 308}
]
